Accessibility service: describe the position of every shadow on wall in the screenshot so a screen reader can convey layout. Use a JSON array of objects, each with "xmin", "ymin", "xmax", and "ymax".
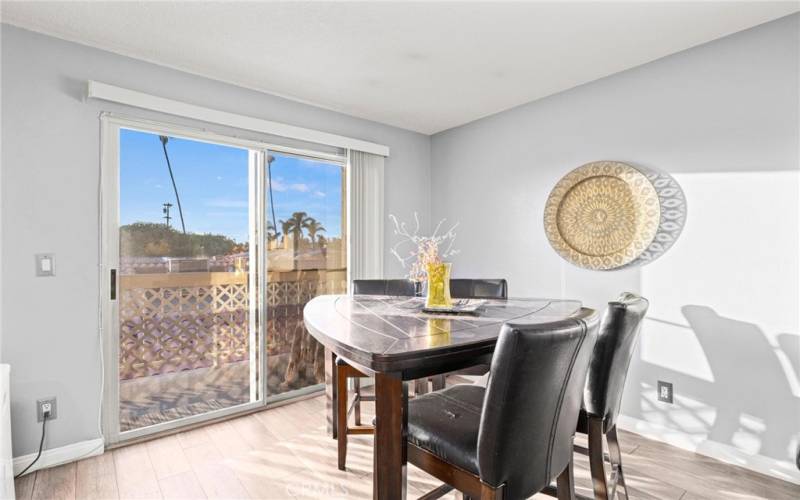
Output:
[
  {"xmin": 777, "ymin": 333, "xmax": 800, "ymax": 391},
  {"xmin": 629, "ymin": 305, "xmax": 800, "ymax": 467},
  {"xmin": 683, "ymin": 305, "xmax": 799, "ymax": 460}
]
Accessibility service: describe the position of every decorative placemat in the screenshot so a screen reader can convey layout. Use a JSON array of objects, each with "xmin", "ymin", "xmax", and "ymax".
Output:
[{"xmin": 422, "ymin": 298, "xmax": 487, "ymax": 315}]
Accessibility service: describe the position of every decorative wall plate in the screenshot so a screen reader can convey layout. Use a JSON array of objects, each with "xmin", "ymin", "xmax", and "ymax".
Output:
[
  {"xmin": 619, "ymin": 165, "xmax": 687, "ymax": 269},
  {"xmin": 544, "ymin": 161, "xmax": 661, "ymax": 270}
]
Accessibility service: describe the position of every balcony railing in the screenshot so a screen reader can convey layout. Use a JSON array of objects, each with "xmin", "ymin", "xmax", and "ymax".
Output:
[{"xmin": 119, "ymin": 269, "xmax": 346, "ymax": 388}]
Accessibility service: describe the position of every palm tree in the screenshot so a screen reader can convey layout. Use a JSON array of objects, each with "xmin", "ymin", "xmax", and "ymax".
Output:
[
  {"xmin": 282, "ymin": 211, "xmax": 313, "ymax": 248},
  {"xmin": 279, "ymin": 219, "xmax": 292, "ymax": 242},
  {"xmin": 305, "ymin": 219, "xmax": 326, "ymax": 247},
  {"xmin": 267, "ymin": 221, "xmax": 277, "ymax": 242}
]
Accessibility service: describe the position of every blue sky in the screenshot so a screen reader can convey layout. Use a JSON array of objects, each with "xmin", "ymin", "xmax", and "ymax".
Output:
[{"xmin": 120, "ymin": 128, "xmax": 343, "ymax": 243}]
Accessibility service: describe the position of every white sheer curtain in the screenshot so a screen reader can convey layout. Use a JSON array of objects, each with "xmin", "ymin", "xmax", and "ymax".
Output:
[{"xmin": 348, "ymin": 150, "xmax": 385, "ymax": 283}]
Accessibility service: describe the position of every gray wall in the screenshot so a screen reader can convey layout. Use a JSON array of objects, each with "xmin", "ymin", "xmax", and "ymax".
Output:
[
  {"xmin": 0, "ymin": 24, "xmax": 430, "ymax": 456},
  {"xmin": 2, "ymin": 11, "xmax": 799, "ymax": 477},
  {"xmin": 431, "ymin": 14, "xmax": 799, "ymax": 469}
]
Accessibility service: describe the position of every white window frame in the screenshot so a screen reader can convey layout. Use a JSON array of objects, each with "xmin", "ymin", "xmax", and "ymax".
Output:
[{"xmin": 100, "ymin": 113, "xmax": 347, "ymax": 444}]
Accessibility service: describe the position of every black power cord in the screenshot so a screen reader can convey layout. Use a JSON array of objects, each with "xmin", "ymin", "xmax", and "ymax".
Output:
[{"xmin": 14, "ymin": 412, "xmax": 48, "ymax": 479}]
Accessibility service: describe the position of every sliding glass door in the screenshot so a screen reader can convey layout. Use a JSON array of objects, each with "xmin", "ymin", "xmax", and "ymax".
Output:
[
  {"xmin": 114, "ymin": 127, "xmax": 260, "ymax": 434},
  {"xmin": 102, "ymin": 116, "xmax": 347, "ymax": 442},
  {"xmin": 264, "ymin": 152, "xmax": 347, "ymax": 399}
]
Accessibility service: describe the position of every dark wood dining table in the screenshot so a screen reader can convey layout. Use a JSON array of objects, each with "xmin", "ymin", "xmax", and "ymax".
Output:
[{"xmin": 303, "ymin": 294, "xmax": 583, "ymax": 500}]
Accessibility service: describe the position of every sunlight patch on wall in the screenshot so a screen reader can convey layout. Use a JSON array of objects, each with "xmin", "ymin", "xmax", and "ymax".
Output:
[
  {"xmin": 633, "ymin": 170, "xmax": 800, "ymax": 466},
  {"xmin": 640, "ymin": 318, "xmax": 714, "ymax": 381},
  {"xmin": 642, "ymin": 170, "xmax": 799, "ymax": 331},
  {"xmin": 732, "ymin": 414, "xmax": 766, "ymax": 455},
  {"xmin": 637, "ymin": 381, "xmax": 716, "ymax": 447},
  {"xmin": 640, "ymin": 170, "xmax": 799, "ymax": 390}
]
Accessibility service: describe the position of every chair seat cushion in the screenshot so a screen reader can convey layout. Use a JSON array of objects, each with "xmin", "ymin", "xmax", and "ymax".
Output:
[{"xmin": 407, "ymin": 384, "xmax": 485, "ymax": 474}]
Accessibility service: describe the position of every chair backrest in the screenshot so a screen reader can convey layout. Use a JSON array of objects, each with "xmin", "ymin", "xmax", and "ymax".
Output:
[
  {"xmin": 584, "ymin": 292, "xmax": 649, "ymax": 430},
  {"xmin": 352, "ymin": 279, "xmax": 416, "ymax": 296},
  {"xmin": 477, "ymin": 308, "xmax": 599, "ymax": 497},
  {"xmin": 450, "ymin": 279, "xmax": 508, "ymax": 299}
]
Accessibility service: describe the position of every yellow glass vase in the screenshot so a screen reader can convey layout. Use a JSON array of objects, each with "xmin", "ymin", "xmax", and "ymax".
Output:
[
  {"xmin": 426, "ymin": 318, "xmax": 452, "ymax": 347},
  {"xmin": 425, "ymin": 262, "xmax": 452, "ymax": 308}
]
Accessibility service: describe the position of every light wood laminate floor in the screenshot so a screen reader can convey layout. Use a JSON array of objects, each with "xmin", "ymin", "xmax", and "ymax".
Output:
[{"xmin": 14, "ymin": 394, "xmax": 800, "ymax": 499}]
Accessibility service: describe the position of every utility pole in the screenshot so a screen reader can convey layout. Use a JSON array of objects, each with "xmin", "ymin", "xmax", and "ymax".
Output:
[
  {"xmin": 160, "ymin": 136, "xmax": 187, "ymax": 234},
  {"xmin": 162, "ymin": 202, "xmax": 173, "ymax": 227}
]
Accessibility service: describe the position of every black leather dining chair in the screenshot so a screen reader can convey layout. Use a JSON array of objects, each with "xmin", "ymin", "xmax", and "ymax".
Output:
[
  {"xmin": 422, "ymin": 278, "xmax": 509, "ymax": 392},
  {"xmin": 335, "ymin": 278, "xmax": 508, "ymax": 470},
  {"xmin": 334, "ymin": 279, "xmax": 416, "ymax": 470},
  {"xmin": 352, "ymin": 278, "xmax": 417, "ymax": 296},
  {"xmin": 450, "ymin": 278, "xmax": 508, "ymax": 300},
  {"xmin": 575, "ymin": 292, "xmax": 648, "ymax": 500},
  {"xmin": 408, "ymin": 309, "xmax": 599, "ymax": 500}
]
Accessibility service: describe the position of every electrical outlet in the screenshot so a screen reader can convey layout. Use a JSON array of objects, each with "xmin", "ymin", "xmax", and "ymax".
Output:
[
  {"xmin": 657, "ymin": 381, "xmax": 673, "ymax": 404},
  {"xmin": 36, "ymin": 397, "xmax": 57, "ymax": 422},
  {"xmin": 35, "ymin": 254, "xmax": 56, "ymax": 277}
]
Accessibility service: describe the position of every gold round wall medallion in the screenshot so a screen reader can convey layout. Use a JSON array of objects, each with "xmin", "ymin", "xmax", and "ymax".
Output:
[{"xmin": 544, "ymin": 161, "xmax": 660, "ymax": 270}]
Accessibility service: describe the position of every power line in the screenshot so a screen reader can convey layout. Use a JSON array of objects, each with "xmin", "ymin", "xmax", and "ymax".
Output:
[
  {"xmin": 159, "ymin": 136, "xmax": 186, "ymax": 234},
  {"xmin": 267, "ymin": 154, "xmax": 279, "ymax": 237}
]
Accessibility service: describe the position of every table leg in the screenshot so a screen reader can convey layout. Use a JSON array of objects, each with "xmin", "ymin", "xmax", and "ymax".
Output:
[
  {"xmin": 325, "ymin": 348, "xmax": 337, "ymax": 439},
  {"xmin": 374, "ymin": 372, "xmax": 407, "ymax": 499}
]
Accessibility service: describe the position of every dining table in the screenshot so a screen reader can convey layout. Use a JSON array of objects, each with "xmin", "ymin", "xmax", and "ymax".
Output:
[{"xmin": 303, "ymin": 294, "xmax": 583, "ymax": 500}]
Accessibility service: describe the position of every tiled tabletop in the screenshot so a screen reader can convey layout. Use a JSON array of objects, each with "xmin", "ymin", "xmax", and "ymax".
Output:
[{"xmin": 304, "ymin": 295, "xmax": 583, "ymax": 371}]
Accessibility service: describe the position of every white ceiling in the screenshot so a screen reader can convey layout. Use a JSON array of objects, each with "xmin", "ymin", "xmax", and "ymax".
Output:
[{"xmin": 2, "ymin": 1, "xmax": 798, "ymax": 134}]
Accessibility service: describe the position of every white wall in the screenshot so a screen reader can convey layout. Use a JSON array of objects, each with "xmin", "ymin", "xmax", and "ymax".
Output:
[
  {"xmin": 0, "ymin": 24, "xmax": 431, "ymax": 457},
  {"xmin": 431, "ymin": 13, "xmax": 799, "ymax": 480}
]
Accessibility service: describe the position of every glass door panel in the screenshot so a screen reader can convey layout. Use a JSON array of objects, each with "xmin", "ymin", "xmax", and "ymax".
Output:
[
  {"xmin": 117, "ymin": 128, "xmax": 258, "ymax": 432},
  {"xmin": 265, "ymin": 152, "xmax": 347, "ymax": 398}
]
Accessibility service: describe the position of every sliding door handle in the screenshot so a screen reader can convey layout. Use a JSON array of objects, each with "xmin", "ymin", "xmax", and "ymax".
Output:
[{"xmin": 110, "ymin": 269, "xmax": 117, "ymax": 301}]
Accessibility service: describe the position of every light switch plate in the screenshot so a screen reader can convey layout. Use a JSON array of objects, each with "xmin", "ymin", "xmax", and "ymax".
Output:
[{"xmin": 35, "ymin": 253, "xmax": 55, "ymax": 277}]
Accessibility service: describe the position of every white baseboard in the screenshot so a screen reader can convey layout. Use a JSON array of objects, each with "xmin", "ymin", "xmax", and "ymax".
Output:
[
  {"xmin": 13, "ymin": 438, "xmax": 104, "ymax": 476},
  {"xmin": 617, "ymin": 415, "xmax": 800, "ymax": 485}
]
